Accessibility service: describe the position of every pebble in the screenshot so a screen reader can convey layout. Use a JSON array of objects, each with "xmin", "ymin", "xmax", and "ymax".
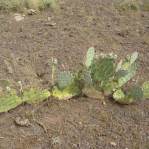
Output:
[
  {"xmin": 14, "ymin": 117, "xmax": 31, "ymax": 127},
  {"xmin": 110, "ymin": 141, "xmax": 117, "ymax": 146},
  {"xmin": 27, "ymin": 9, "xmax": 37, "ymax": 15},
  {"xmin": 14, "ymin": 13, "xmax": 25, "ymax": 22}
]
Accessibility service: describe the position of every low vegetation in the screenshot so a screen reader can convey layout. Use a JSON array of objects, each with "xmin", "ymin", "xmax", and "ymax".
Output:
[
  {"xmin": 141, "ymin": 0, "xmax": 149, "ymax": 11},
  {"xmin": 114, "ymin": 0, "xmax": 149, "ymax": 12},
  {"xmin": 0, "ymin": 87, "xmax": 50, "ymax": 113},
  {"xmin": 53, "ymin": 47, "xmax": 148, "ymax": 104},
  {"xmin": 0, "ymin": 0, "xmax": 57, "ymax": 11},
  {"xmin": 0, "ymin": 47, "xmax": 148, "ymax": 113}
]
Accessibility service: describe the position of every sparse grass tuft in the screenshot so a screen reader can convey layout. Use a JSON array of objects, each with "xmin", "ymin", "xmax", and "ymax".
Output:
[
  {"xmin": 141, "ymin": 0, "xmax": 149, "ymax": 11},
  {"xmin": 114, "ymin": 0, "xmax": 149, "ymax": 12},
  {"xmin": 0, "ymin": 0, "xmax": 57, "ymax": 11},
  {"xmin": 114, "ymin": 0, "xmax": 141, "ymax": 12}
]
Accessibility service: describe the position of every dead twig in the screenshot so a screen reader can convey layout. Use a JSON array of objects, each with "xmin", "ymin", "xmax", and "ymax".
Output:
[{"xmin": 34, "ymin": 119, "xmax": 48, "ymax": 134}]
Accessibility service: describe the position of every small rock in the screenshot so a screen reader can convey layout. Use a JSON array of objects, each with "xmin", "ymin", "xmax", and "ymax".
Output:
[
  {"xmin": 27, "ymin": 9, "xmax": 37, "ymax": 15},
  {"xmin": 45, "ymin": 22, "xmax": 56, "ymax": 26},
  {"xmin": 14, "ymin": 13, "xmax": 24, "ymax": 22},
  {"xmin": 15, "ymin": 117, "xmax": 31, "ymax": 127},
  {"xmin": 79, "ymin": 121, "xmax": 82, "ymax": 125},
  {"xmin": 51, "ymin": 136, "xmax": 62, "ymax": 145},
  {"xmin": 110, "ymin": 141, "xmax": 117, "ymax": 146},
  {"xmin": 102, "ymin": 101, "xmax": 106, "ymax": 105},
  {"xmin": 47, "ymin": 17, "xmax": 52, "ymax": 21}
]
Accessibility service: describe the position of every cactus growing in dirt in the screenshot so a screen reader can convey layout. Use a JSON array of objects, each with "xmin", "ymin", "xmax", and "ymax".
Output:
[
  {"xmin": 51, "ymin": 47, "xmax": 95, "ymax": 100},
  {"xmin": 52, "ymin": 71, "xmax": 82, "ymax": 100},
  {"xmin": 116, "ymin": 52, "xmax": 138, "ymax": 88},
  {"xmin": 0, "ymin": 90, "xmax": 22, "ymax": 113},
  {"xmin": 90, "ymin": 57, "xmax": 115, "ymax": 90},
  {"xmin": 23, "ymin": 88, "xmax": 50, "ymax": 104},
  {"xmin": 142, "ymin": 81, "xmax": 149, "ymax": 99},
  {"xmin": 85, "ymin": 47, "xmax": 95, "ymax": 68},
  {"xmin": 0, "ymin": 88, "xmax": 50, "ymax": 113},
  {"xmin": 0, "ymin": 47, "xmax": 148, "ymax": 113},
  {"xmin": 84, "ymin": 48, "xmax": 148, "ymax": 104},
  {"xmin": 57, "ymin": 71, "xmax": 74, "ymax": 89},
  {"xmin": 113, "ymin": 86, "xmax": 144, "ymax": 104}
]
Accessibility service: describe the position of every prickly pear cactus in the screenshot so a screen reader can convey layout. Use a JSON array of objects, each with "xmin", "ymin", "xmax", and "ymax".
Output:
[
  {"xmin": 85, "ymin": 47, "xmax": 95, "ymax": 68},
  {"xmin": 102, "ymin": 80, "xmax": 119, "ymax": 95},
  {"xmin": 113, "ymin": 88, "xmax": 136, "ymax": 104},
  {"xmin": 52, "ymin": 80, "xmax": 81, "ymax": 100},
  {"xmin": 52, "ymin": 71, "xmax": 82, "ymax": 100},
  {"xmin": 113, "ymin": 89, "xmax": 126, "ymax": 104},
  {"xmin": 127, "ymin": 86, "xmax": 143, "ymax": 101},
  {"xmin": 52, "ymin": 86, "xmax": 79, "ymax": 100},
  {"xmin": 142, "ymin": 81, "xmax": 149, "ymax": 99},
  {"xmin": 57, "ymin": 71, "xmax": 73, "ymax": 89},
  {"xmin": 0, "ymin": 90, "xmax": 22, "ymax": 113},
  {"xmin": 83, "ymin": 70, "xmax": 93, "ymax": 87},
  {"xmin": 0, "ymin": 88, "xmax": 51, "ymax": 113},
  {"xmin": 23, "ymin": 88, "xmax": 51, "ymax": 104},
  {"xmin": 91, "ymin": 57, "xmax": 115, "ymax": 84},
  {"xmin": 113, "ymin": 86, "xmax": 143, "ymax": 104},
  {"xmin": 116, "ymin": 52, "xmax": 138, "ymax": 87}
]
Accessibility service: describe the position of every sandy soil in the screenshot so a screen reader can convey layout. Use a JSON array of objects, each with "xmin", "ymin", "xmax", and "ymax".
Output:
[{"xmin": 0, "ymin": 0, "xmax": 149, "ymax": 148}]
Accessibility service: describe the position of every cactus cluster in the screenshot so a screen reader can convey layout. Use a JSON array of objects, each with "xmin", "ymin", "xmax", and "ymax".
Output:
[
  {"xmin": 0, "ymin": 88, "xmax": 50, "ymax": 113},
  {"xmin": 52, "ymin": 47, "xmax": 148, "ymax": 104},
  {"xmin": 0, "ymin": 47, "xmax": 148, "ymax": 113},
  {"xmin": 84, "ymin": 48, "xmax": 148, "ymax": 104}
]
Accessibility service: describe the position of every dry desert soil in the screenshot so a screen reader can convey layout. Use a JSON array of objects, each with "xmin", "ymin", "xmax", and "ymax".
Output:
[{"xmin": 0, "ymin": 0, "xmax": 149, "ymax": 148}]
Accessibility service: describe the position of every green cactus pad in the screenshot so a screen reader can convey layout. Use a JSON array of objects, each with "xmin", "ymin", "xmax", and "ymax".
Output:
[
  {"xmin": 142, "ymin": 81, "xmax": 149, "ymax": 99},
  {"xmin": 57, "ymin": 71, "xmax": 73, "ymax": 89},
  {"xmin": 91, "ymin": 57, "xmax": 115, "ymax": 83},
  {"xmin": 116, "ymin": 52, "xmax": 138, "ymax": 87},
  {"xmin": 85, "ymin": 47, "xmax": 95, "ymax": 68},
  {"xmin": 23, "ymin": 88, "xmax": 51, "ymax": 104},
  {"xmin": 0, "ymin": 91, "xmax": 22, "ymax": 113}
]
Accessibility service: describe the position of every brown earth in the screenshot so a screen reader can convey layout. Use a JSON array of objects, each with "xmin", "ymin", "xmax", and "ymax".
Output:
[{"xmin": 0, "ymin": 0, "xmax": 149, "ymax": 148}]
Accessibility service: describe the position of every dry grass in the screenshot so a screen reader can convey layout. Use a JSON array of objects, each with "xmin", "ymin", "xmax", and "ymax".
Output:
[
  {"xmin": 114, "ymin": 0, "xmax": 149, "ymax": 12},
  {"xmin": 0, "ymin": 0, "xmax": 57, "ymax": 11},
  {"xmin": 141, "ymin": 0, "xmax": 149, "ymax": 11}
]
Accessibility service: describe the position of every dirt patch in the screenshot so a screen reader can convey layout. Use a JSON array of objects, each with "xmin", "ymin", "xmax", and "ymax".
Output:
[
  {"xmin": 0, "ymin": 0, "xmax": 149, "ymax": 148},
  {"xmin": 0, "ymin": 98, "xmax": 148, "ymax": 149}
]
